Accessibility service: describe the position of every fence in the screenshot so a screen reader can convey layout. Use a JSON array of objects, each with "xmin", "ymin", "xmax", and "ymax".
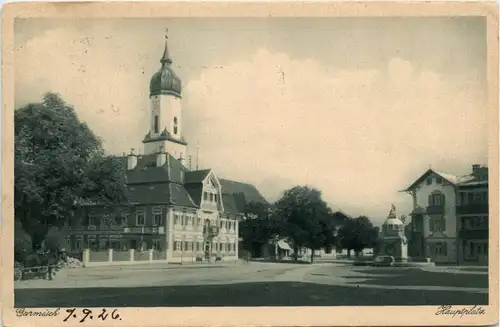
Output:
[{"xmin": 83, "ymin": 248, "xmax": 167, "ymax": 267}]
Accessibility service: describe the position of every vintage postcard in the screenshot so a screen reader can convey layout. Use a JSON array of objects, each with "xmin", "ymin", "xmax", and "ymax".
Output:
[{"xmin": 1, "ymin": 1, "xmax": 499, "ymax": 326}]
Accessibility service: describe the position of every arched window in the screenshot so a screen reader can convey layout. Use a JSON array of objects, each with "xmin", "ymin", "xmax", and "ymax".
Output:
[
  {"xmin": 154, "ymin": 115, "xmax": 159, "ymax": 134},
  {"xmin": 429, "ymin": 191, "xmax": 445, "ymax": 206},
  {"xmin": 173, "ymin": 117, "xmax": 178, "ymax": 135}
]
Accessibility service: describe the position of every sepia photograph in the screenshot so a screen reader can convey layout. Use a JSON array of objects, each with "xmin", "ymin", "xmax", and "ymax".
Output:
[{"xmin": 2, "ymin": 2, "xmax": 498, "ymax": 326}]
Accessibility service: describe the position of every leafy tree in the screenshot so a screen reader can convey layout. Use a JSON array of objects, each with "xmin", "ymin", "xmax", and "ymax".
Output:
[
  {"xmin": 338, "ymin": 216, "xmax": 379, "ymax": 258},
  {"xmin": 15, "ymin": 93, "xmax": 128, "ymax": 250},
  {"xmin": 239, "ymin": 201, "xmax": 276, "ymax": 257},
  {"xmin": 274, "ymin": 186, "xmax": 333, "ymax": 263}
]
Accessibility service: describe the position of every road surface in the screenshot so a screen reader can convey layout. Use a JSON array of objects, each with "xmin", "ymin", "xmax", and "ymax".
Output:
[{"xmin": 15, "ymin": 261, "xmax": 488, "ymax": 307}]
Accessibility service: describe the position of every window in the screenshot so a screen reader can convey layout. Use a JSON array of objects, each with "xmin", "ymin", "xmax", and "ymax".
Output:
[
  {"xmin": 174, "ymin": 214, "xmax": 180, "ymax": 225},
  {"xmin": 468, "ymin": 216, "xmax": 487, "ymax": 230},
  {"xmin": 436, "ymin": 177, "xmax": 443, "ymax": 184},
  {"xmin": 154, "ymin": 115, "xmax": 159, "ymax": 133},
  {"xmin": 153, "ymin": 239, "xmax": 161, "ymax": 251},
  {"xmin": 136, "ymin": 209, "xmax": 145, "ymax": 226},
  {"xmin": 174, "ymin": 241, "xmax": 181, "ymax": 252},
  {"xmin": 153, "ymin": 208, "xmax": 163, "ymax": 226},
  {"xmin": 210, "ymin": 193, "xmax": 214, "ymax": 202},
  {"xmin": 203, "ymin": 192, "xmax": 208, "ymax": 201},
  {"xmin": 429, "ymin": 192, "xmax": 445, "ymax": 206},
  {"xmin": 173, "ymin": 117, "xmax": 178, "ymax": 135},
  {"xmin": 219, "ymin": 243, "xmax": 223, "ymax": 251},
  {"xmin": 432, "ymin": 242, "xmax": 447, "ymax": 256},
  {"xmin": 88, "ymin": 214, "xmax": 97, "ymax": 227},
  {"xmin": 75, "ymin": 239, "xmax": 82, "ymax": 251},
  {"xmin": 426, "ymin": 177, "xmax": 432, "ymax": 185},
  {"xmin": 430, "ymin": 217, "xmax": 446, "ymax": 232},
  {"xmin": 116, "ymin": 213, "xmax": 128, "ymax": 226},
  {"xmin": 214, "ymin": 194, "xmax": 218, "ymax": 203},
  {"xmin": 197, "ymin": 218, "xmax": 201, "ymax": 226},
  {"xmin": 184, "ymin": 241, "xmax": 189, "ymax": 251}
]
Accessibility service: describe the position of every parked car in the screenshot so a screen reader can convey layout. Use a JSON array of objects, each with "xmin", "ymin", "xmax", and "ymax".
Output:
[
  {"xmin": 371, "ymin": 255, "xmax": 395, "ymax": 267},
  {"xmin": 352, "ymin": 256, "xmax": 374, "ymax": 266}
]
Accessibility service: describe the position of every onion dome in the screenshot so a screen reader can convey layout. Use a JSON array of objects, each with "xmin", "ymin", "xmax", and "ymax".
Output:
[
  {"xmin": 150, "ymin": 32, "xmax": 182, "ymax": 97},
  {"xmin": 382, "ymin": 204, "xmax": 404, "ymax": 234}
]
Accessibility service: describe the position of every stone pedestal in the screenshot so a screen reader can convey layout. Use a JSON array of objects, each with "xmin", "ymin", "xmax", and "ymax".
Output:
[{"xmin": 380, "ymin": 236, "xmax": 408, "ymax": 263}]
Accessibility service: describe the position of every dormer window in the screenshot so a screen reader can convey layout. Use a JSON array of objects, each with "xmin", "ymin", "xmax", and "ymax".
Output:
[
  {"xmin": 426, "ymin": 178, "xmax": 432, "ymax": 185},
  {"xmin": 436, "ymin": 177, "xmax": 443, "ymax": 184},
  {"xmin": 173, "ymin": 117, "xmax": 178, "ymax": 135}
]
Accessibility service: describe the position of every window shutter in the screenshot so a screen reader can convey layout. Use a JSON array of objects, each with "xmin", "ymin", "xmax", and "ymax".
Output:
[{"xmin": 441, "ymin": 194, "xmax": 445, "ymax": 206}]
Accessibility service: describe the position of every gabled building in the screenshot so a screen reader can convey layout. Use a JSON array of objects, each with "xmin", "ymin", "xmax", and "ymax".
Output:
[
  {"xmin": 68, "ymin": 33, "xmax": 267, "ymax": 263},
  {"xmin": 402, "ymin": 165, "xmax": 488, "ymax": 265}
]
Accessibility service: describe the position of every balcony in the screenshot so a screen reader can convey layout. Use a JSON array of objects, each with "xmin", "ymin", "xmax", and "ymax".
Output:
[
  {"xmin": 459, "ymin": 229, "xmax": 488, "ymax": 239},
  {"xmin": 426, "ymin": 205, "xmax": 444, "ymax": 215},
  {"xmin": 123, "ymin": 226, "xmax": 165, "ymax": 234},
  {"xmin": 457, "ymin": 204, "xmax": 489, "ymax": 215}
]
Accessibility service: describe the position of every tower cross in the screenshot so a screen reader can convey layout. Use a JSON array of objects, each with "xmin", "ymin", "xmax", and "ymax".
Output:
[{"xmin": 165, "ymin": 28, "xmax": 168, "ymax": 39}]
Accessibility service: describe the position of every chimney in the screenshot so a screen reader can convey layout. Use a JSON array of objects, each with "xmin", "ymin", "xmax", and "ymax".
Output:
[
  {"xmin": 472, "ymin": 164, "xmax": 481, "ymax": 173},
  {"xmin": 156, "ymin": 146, "xmax": 167, "ymax": 167},
  {"xmin": 127, "ymin": 148, "xmax": 138, "ymax": 170}
]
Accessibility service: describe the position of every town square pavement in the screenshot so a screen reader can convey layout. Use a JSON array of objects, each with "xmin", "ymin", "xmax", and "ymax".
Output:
[{"xmin": 15, "ymin": 261, "xmax": 488, "ymax": 307}]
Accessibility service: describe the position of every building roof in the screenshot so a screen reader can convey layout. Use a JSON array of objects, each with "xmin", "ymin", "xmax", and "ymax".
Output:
[
  {"xmin": 402, "ymin": 168, "xmax": 485, "ymax": 192},
  {"xmin": 184, "ymin": 169, "xmax": 211, "ymax": 184},
  {"xmin": 149, "ymin": 35, "xmax": 182, "ymax": 97},
  {"xmin": 121, "ymin": 153, "xmax": 265, "ymax": 214},
  {"xmin": 218, "ymin": 179, "xmax": 268, "ymax": 214}
]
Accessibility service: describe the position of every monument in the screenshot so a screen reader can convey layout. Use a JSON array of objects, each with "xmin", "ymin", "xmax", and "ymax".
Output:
[{"xmin": 380, "ymin": 204, "xmax": 408, "ymax": 263}]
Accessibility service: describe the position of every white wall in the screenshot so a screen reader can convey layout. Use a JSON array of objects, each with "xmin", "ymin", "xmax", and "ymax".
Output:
[{"xmin": 414, "ymin": 173, "xmax": 457, "ymax": 238}]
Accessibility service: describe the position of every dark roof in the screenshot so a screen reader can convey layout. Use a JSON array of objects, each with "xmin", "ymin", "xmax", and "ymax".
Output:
[
  {"xmin": 120, "ymin": 154, "xmax": 266, "ymax": 214},
  {"xmin": 219, "ymin": 179, "xmax": 268, "ymax": 213},
  {"xmin": 127, "ymin": 182, "xmax": 196, "ymax": 208},
  {"xmin": 220, "ymin": 179, "xmax": 268, "ymax": 203},
  {"xmin": 184, "ymin": 184, "xmax": 203, "ymax": 206},
  {"xmin": 221, "ymin": 194, "xmax": 240, "ymax": 214},
  {"xmin": 125, "ymin": 153, "xmax": 186, "ymax": 185},
  {"xmin": 410, "ymin": 206, "xmax": 425, "ymax": 216},
  {"xmin": 184, "ymin": 169, "xmax": 211, "ymax": 184}
]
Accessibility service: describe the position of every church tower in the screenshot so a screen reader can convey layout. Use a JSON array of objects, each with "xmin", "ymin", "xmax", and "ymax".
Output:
[{"xmin": 143, "ymin": 31, "xmax": 188, "ymax": 166}]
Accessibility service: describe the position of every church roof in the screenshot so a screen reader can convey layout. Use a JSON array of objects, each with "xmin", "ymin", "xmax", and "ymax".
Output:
[{"xmin": 149, "ymin": 34, "xmax": 182, "ymax": 97}]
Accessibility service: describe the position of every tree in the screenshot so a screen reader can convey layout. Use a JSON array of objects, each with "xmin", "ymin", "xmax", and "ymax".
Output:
[
  {"xmin": 15, "ymin": 93, "xmax": 128, "ymax": 250},
  {"xmin": 238, "ymin": 201, "xmax": 279, "ymax": 257},
  {"xmin": 338, "ymin": 216, "xmax": 379, "ymax": 258},
  {"xmin": 273, "ymin": 186, "xmax": 333, "ymax": 263}
]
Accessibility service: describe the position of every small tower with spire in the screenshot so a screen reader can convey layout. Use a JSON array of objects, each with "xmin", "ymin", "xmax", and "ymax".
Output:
[{"xmin": 143, "ymin": 29, "xmax": 188, "ymax": 167}]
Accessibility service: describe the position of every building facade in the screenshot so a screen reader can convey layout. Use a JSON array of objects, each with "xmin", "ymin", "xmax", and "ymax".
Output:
[
  {"xmin": 68, "ymin": 33, "xmax": 267, "ymax": 263},
  {"xmin": 403, "ymin": 165, "xmax": 488, "ymax": 265}
]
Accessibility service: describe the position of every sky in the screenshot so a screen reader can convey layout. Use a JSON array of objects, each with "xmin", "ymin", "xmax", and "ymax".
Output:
[{"xmin": 14, "ymin": 17, "xmax": 489, "ymax": 225}]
